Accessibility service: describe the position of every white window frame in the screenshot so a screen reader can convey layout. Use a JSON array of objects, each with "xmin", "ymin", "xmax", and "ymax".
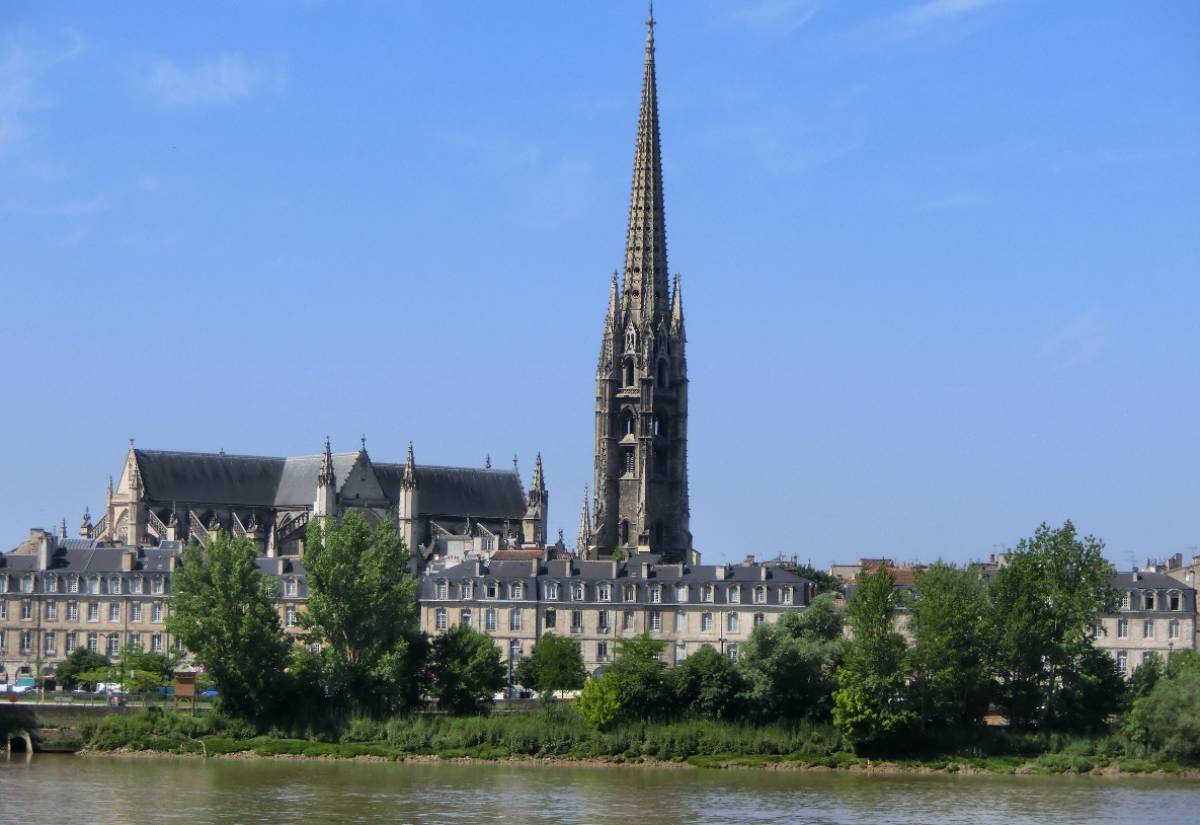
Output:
[
  {"xmin": 435, "ymin": 608, "xmax": 447, "ymax": 630},
  {"xmin": 701, "ymin": 612, "xmax": 713, "ymax": 633}
]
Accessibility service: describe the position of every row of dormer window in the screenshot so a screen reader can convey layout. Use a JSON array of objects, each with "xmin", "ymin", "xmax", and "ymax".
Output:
[
  {"xmin": 433, "ymin": 580, "xmax": 796, "ymax": 606},
  {"xmin": 1118, "ymin": 590, "xmax": 1185, "ymax": 612}
]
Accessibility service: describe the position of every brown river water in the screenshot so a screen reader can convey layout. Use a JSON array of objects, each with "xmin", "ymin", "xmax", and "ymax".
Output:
[{"xmin": 1, "ymin": 754, "xmax": 1198, "ymax": 824}]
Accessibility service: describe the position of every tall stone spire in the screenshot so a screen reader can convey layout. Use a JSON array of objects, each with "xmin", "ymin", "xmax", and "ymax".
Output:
[
  {"xmin": 315, "ymin": 436, "xmax": 337, "ymax": 519},
  {"xmin": 522, "ymin": 452, "xmax": 548, "ymax": 547},
  {"xmin": 590, "ymin": 10, "xmax": 692, "ymax": 564},
  {"xmin": 622, "ymin": 4, "xmax": 669, "ymax": 323}
]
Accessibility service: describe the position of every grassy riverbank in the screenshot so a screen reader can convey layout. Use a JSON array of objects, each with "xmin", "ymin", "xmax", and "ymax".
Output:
[{"xmin": 73, "ymin": 709, "xmax": 1198, "ymax": 778}]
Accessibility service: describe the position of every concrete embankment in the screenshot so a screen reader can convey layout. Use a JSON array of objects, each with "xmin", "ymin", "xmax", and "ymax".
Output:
[{"xmin": 0, "ymin": 702, "xmax": 156, "ymax": 753}]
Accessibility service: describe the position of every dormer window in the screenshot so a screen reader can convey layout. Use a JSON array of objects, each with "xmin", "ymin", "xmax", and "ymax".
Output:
[
  {"xmin": 286, "ymin": 579, "xmax": 298, "ymax": 597},
  {"xmin": 675, "ymin": 584, "xmax": 688, "ymax": 602},
  {"xmin": 511, "ymin": 581, "xmax": 524, "ymax": 599},
  {"xmin": 46, "ymin": 576, "xmax": 58, "ymax": 594},
  {"xmin": 624, "ymin": 585, "xmax": 637, "ymax": 602},
  {"xmin": 701, "ymin": 584, "xmax": 713, "ymax": 603},
  {"xmin": 1120, "ymin": 591, "xmax": 1130, "ymax": 609},
  {"xmin": 21, "ymin": 575, "xmax": 34, "ymax": 594},
  {"xmin": 781, "ymin": 587, "xmax": 794, "ymax": 605},
  {"xmin": 486, "ymin": 581, "xmax": 498, "ymax": 599},
  {"xmin": 545, "ymin": 582, "xmax": 559, "ymax": 600},
  {"xmin": 436, "ymin": 581, "xmax": 448, "ymax": 600},
  {"xmin": 459, "ymin": 582, "xmax": 473, "ymax": 600},
  {"xmin": 109, "ymin": 576, "xmax": 121, "ymax": 594},
  {"xmin": 88, "ymin": 577, "xmax": 100, "ymax": 595},
  {"xmin": 1169, "ymin": 592, "xmax": 1181, "ymax": 611},
  {"xmin": 1144, "ymin": 592, "xmax": 1155, "ymax": 610},
  {"xmin": 131, "ymin": 577, "xmax": 143, "ymax": 595},
  {"xmin": 728, "ymin": 585, "xmax": 741, "ymax": 604},
  {"xmin": 572, "ymin": 582, "xmax": 585, "ymax": 601},
  {"xmin": 151, "ymin": 576, "xmax": 164, "ymax": 595},
  {"xmin": 650, "ymin": 586, "xmax": 662, "ymax": 604},
  {"xmin": 754, "ymin": 586, "xmax": 767, "ymax": 605},
  {"xmin": 598, "ymin": 583, "xmax": 611, "ymax": 602}
]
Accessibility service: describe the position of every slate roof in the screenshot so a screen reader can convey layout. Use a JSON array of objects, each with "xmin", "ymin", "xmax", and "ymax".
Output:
[
  {"xmin": 375, "ymin": 463, "xmax": 525, "ymax": 519},
  {"xmin": 0, "ymin": 542, "xmax": 176, "ymax": 574},
  {"xmin": 133, "ymin": 449, "xmax": 526, "ymax": 518}
]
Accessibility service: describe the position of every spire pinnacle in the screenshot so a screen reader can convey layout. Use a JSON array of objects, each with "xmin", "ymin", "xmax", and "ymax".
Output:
[
  {"xmin": 402, "ymin": 441, "xmax": 417, "ymax": 490},
  {"xmin": 318, "ymin": 436, "xmax": 335, "ymax": 487},
  {"xmin": 531, "ymin": 452, "xmax": 545, "ymax": 492},
  {"xmin": 577, "ymin": 484, "xmax": 591, "ymax": 551},
  {"xmin": 484, "ymin": 453, "xmax": 492, "ymax": 470},
  {"xmin": 623, "ymin": 2, "xmax": 668, "ymax": 324}
]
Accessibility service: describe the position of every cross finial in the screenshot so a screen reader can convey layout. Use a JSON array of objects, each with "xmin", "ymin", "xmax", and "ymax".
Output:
[{"xmin": 360, "ymin": 433, "xmax": 367, "ymax": 452}]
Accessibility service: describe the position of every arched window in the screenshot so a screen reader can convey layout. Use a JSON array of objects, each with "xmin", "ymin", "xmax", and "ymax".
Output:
[
  {"xmin": 623, "ymin": 359, "xmax": 635, "ymax": 387},
  {"xmin": 620, "ymin": 519, "xmax": 630, "ymax": 544},
  {"xmin": 622, "ymin": 411, "xmax": 636, "ymax": 436},
  {"xmin": 623, "ymin": 449, "xmax": 636, "ymax": 476}
]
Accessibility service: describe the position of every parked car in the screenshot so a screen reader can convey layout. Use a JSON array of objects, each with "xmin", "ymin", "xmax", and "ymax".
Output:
[{"xmin": 0, "ymin": 684, "xmax": 30, "ymax": 695}]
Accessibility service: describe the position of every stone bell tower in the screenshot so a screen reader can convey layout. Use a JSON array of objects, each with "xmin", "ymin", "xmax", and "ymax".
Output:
[{"xmin": 590, "ymin": 9, "xmax": 691, "ymax": 563}]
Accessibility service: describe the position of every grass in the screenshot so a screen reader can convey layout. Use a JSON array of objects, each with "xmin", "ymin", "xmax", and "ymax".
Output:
[{"xmin": 73, "ymin": 709, "xmax": 1198, "ymax": 776}]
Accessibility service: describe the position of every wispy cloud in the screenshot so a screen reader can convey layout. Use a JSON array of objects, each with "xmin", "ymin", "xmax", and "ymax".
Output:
[
  {"xmin": 1040, "ymin": 308, "xmax": 1107, "ymax": 369},
  {"xmin": 720, "ymin": 0, "xmax": 820, "ymax": 35},
  {"xmin": 852, "ymin": 0, "xmax": 1005, "ymax": 46},
  {"xmin": 0, "ymin": 30, "xmax": 84, "ymax": 155},
  {"xmin": 140, "ymin": 53, "xmax": 287, "ymax": 108}
]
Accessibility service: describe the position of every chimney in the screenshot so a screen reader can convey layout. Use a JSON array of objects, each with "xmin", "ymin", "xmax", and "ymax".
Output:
[
  {"xmin": 610, "ymin": 559, "xmax": 619, "ymax": 578},
  {"xmin": 760, "ymin": 566, "xmax": 769, "ymax": 581},
  {"xmin": 473, "ymin": 558, "xmax": 483, "ymax": 578},
  {"xmin": 530, "ymin": 557, "xmax": 538, "ymax": 577},
  {"xmin": 715, "ymin": 564, "xmax": 727, "ymax": 581},
  {"xmin": 743, "ymin": 554, "xmax": 755, "ymax": 566},
  {"xmin": 37, "ymin": 533, "xmax": 52, "ymax": 571},
  {"xmin": 641, "ymin": 561, "xmax": 651, "ymax": 580},
  {"xmin": 121, "ymin": 551, "xmax": 135, "ymax": 572},
  {"xmin": 169, "ymin": 555, "xmax": 178, "ymax": 572}
]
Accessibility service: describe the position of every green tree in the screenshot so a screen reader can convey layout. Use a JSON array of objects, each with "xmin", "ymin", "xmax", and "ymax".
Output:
[
  {"xmin": 167, "ymin": 532, "xmax": 292, "ymax": 722},
  {"xmin": 907, "ymin": 562, "xmax": 993, "ymax": 730},
  {"xmin": 833, "ymin": 565, "xmax": 914, "ymax": 749},
  {"xmin": 116, "ymin": 644, "xmax": 178, "ymax": 693},
  {"xmin": 302, "ymin": 512, "xmax": 425, "ymax": 717},
  {"xmin": 514, "ymin": 633, "xmax": 586, "ymax": 697},
  {"xmin": 988, "ymin": 521, "xmax": 1119, "ymax": 730},
  {"xmin": 1123, "ymin": 650, "xmax": 1200, "ymax": 759},
  {"xmin": 1125, "ymin": 652, "xmax": 1165, "ymax": 709},
  {"xmin": 737, "ymin": 593, "xmax": 846, "ymax": 721},
  {"xmin": 673, "ymin": 645, "xmax": 746, "ymax": 720},
  {"xmin": 428, "ymin": 624, "xmax": 507, "ymax": 715},
  {"xmin": 604, "ymin": 633, "xmax": 671, "ymax": 720},
  {"xmin": 576, "ymin": 675, "xmax": 621, "ymax": 729},
  {"xmin": 55, "ymin": 647, "xmax": 109, "ymax": 690}
]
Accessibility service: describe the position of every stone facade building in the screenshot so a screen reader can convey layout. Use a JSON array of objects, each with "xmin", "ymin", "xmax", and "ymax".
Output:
[
  {"xmin": 418, "ymin": 557, "xmax": 815, "ymax": 677},
  {"xmin": 587, "ymin": 11, "xmax": 692, "ymax": 564},
  {"xmin": 1095, "ymin": 571, "xmax": 1197, "ymax": 676},
  {"xmin": 88, "ymin": 438, "xmax": 547, "ymax": 570},
  {"xmin": 0, "ymin": 529, "xmax": 309, "ymax": 685}
]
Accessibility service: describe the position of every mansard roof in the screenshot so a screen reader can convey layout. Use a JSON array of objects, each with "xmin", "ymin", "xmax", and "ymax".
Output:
[
  {"xmin": 131, "ymin": 449, "xmax": 525, "ymax": 517},
  {"xmin": 0, "ymin": 542, "xmax": 176, "ymax": 574}
]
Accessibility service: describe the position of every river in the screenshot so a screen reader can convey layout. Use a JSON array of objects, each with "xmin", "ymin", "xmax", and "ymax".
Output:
[{"xmin": 2, "ymin": 755, "xmax": 1197, "ymax": 824}]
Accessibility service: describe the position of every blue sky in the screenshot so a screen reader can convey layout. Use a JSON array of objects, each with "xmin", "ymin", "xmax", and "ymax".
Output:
[{"xmin": 1, "ymin": 0, "xmax": 1197, "ymax": 569}]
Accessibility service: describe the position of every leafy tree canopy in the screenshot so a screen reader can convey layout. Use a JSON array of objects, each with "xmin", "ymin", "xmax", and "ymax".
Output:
[
  {"xmin": 833, "ymin": 565, "xmax": 914, "ymax": 748},
  {"xmin": 988, "ymin": 521, "xmax": 1118, "ymax": 730},
  {"xmin": 55, "ymin": 647, "xmax": 109, "ymax": 689},
  {"xmin": 673, "ymin": 644, "xmax": 745, "ymax": 720},
  {"xmin": 166, "ymin": 532, "xmax": 292, "ymax": 723},
  {"xmin": 429, "ymin": 624, "xmax": 507, "ymax": 715},
  {"xmin": 302, "ymin": 512, "xmax": 425, "ymax": 717},
  {"xmin": 515, "ymin": 633, "xmax": 586, "ymax": 696},
  {"xmin": 738, "ymin": 593, "xmax": 846, "ymax": 722},
  {"xmin": 907, "ymin": 562, "xmax": 993, "ymax": 729}
]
